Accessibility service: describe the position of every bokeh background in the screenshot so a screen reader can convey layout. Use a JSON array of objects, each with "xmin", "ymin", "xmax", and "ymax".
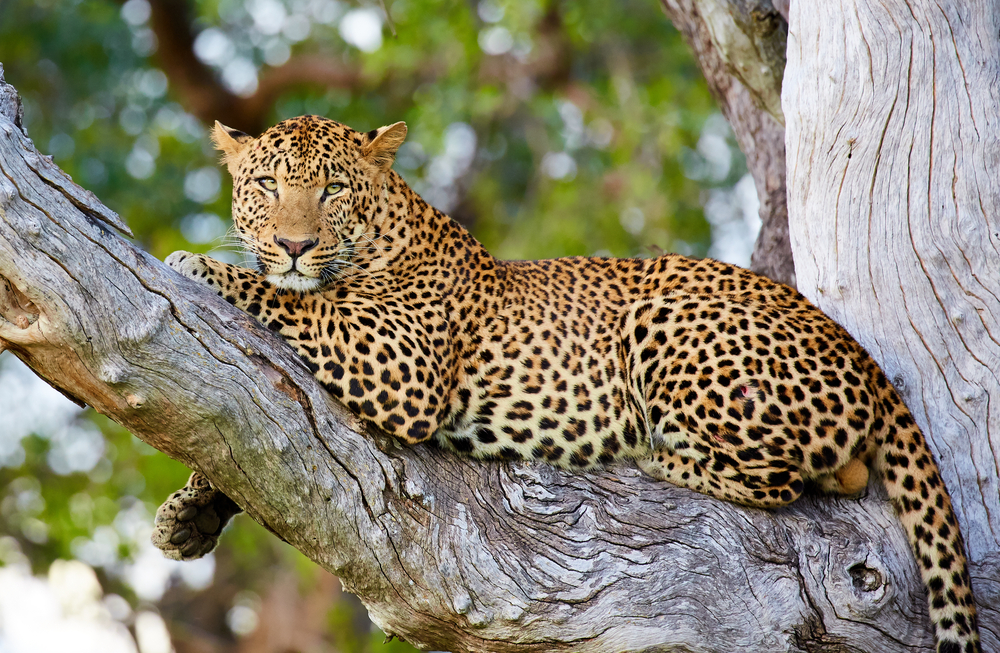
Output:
[{"xmin": 0, "ymin": 0, "xmax": 760, "ymax": 651}]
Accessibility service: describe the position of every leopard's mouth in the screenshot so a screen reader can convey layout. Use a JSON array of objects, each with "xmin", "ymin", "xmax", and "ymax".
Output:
[{"xmin": 266, "ymin": 270, "xmax": 325, "ymax": 293}]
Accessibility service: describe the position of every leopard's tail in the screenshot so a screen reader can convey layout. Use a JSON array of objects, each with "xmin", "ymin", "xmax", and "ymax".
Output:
[{"xmin": 874, "ymin": 378, "xmax": 980, "ymax": 653}]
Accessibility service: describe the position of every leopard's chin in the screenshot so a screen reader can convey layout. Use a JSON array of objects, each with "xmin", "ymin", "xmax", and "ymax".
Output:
[{"xmin": 266, "ymin": 271, "xmax": 325, "ymax": 293}]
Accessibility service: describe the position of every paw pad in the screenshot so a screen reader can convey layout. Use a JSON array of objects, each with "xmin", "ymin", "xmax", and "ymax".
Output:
[{"xmin": 151, "ymin": 472, "xmax": 241, "ymax": 561}]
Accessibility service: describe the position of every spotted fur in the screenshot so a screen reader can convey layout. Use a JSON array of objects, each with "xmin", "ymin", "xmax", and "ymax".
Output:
[{"xmin": 164, "ymin": 115, "xmax": 979, "ymax": 652}]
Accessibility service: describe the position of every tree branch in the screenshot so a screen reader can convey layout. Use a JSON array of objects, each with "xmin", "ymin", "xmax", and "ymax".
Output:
[
  {"xmin": 659, "ymin": 0, "xmax": 795, "ymax": 288},
  {"xmin": 0, "ymin": 70, "xmax": 962, "ymax": 653},
  {"xmin": 141, "ymin": 0, "xmax": 365, "ymax": 133},
  {"xmin": 139, "ymin": 0, "xmax": 575, "ymax": 135}
]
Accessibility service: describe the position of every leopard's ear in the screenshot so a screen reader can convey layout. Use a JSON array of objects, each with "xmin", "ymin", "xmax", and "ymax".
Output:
[
  {"xmin": 362, "ymin": 122, "xmax": 407, "ymax": 171},
  {"xmin": 212, "ymin": 121, "xmax": 252, "ymax": 172}
]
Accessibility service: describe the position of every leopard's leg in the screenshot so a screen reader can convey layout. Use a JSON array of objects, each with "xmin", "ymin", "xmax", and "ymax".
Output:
[
  {"xmin": 151, "ymin": 472, "xmax": 243, "ymax": 561},
  {"xmin": 638, "ymin": 448, "xmax": 805, "ymax": 508},
  {"xmin": 623, "ymin": 294, "xmax": 877, "ymax": 510},
  {"xmin": 156, "ymin": 253, "xmax": 262, "ymax": 559},
  {"xmin": 166, "ymin": 250, "xmax": 267, "ymax": 311}
]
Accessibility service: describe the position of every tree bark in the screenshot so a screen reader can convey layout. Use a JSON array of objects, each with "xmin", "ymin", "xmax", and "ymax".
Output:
[
  {"xmin": 659, "ymin": 0, "xmax": 796, "ymax": 288},
  {"xmin": 783, "ymin": 0, "xmax": 1000, "ymax": 645},
  {"xmin": 0, "ymin": 53, "xmax": 994, "ymax": 653}
]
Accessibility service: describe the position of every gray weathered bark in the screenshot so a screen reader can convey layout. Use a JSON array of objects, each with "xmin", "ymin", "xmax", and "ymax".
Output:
[
  {"xmin": 783, "ymin": 0, "xmax": 1000, "ymax": 646},
  {"xmin": 659, "ymin": 0, "xmax": 795, "ymax": 288},
  {"xmin": 1, "ymin": 27, "xmax": 995, "ymax": 652}
]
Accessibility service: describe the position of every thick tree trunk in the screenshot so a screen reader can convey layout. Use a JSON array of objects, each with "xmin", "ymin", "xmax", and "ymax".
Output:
[
  {"xmin": 783, "ymin": 0, "xmax": 1000, "ymax": 644},
  {"xmin": 1, "ymin": 27, "xmax": 995, "ymax": 652}
]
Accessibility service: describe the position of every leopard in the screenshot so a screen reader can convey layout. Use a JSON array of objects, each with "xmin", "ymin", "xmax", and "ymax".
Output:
[{"xmin": 151, "ymin": 114, "xmax": 980, "ymax": 653}]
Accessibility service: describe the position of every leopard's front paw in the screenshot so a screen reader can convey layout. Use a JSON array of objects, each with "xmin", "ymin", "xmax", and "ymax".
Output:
[
  {"xmin": 151, "ymin": 472, "xmax": 242, "ymax": 561},
  {"xmin": 166, "ymin": 250, "xmax": 210, "ymax": 280}
]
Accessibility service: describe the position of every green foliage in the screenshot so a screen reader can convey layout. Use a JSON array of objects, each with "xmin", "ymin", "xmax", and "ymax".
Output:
[
  {"xmin": 0, "ymin": 0, "xmax": 743, "ymax": 649},
  {"xmin": 0, "ymin": 416, "xmax": 183, "ymax": 576}
]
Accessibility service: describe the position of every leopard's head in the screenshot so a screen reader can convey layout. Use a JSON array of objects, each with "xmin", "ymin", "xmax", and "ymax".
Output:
[{"xmin": 213, "ymin": 115, "xmax": 407, "ymax": 292}]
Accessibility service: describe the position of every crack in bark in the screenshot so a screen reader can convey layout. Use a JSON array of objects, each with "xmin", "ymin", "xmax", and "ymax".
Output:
[{"xmin": 26, "ymin": 160, "xmax": 132, "ymax": 238}]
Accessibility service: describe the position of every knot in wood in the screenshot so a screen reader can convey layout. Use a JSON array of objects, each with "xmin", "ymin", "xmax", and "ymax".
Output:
[
  {"xmin": 848, "ymin": 562, "xmax": 882, "ymax": 592},
  {"xmin": 0, "ymin": 277, "xmax": 39, "ymax": 329}
]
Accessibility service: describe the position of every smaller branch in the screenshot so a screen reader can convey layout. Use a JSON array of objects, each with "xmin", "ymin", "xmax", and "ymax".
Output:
[
  {"xmin": 686, "ymin": 0, "xmax": 786, "ymax": 124},
  {"xmin": 150, "ymin": 0, "xmax": 573, "ymax": 134},
  {"xmin": 378, "ymin": 0, "xmax": 397, "ymax": 37},
  {"xmin": 145, "ymin": 0, "xmax": 237, "ymax": 124},
  {"xmin": 142, "ymin": 0, "xmax": 366, "ymax": 133},
  {"xmin": 660, "ymin": 0, "xmax": 794, "ymax": 287},
  {"xmin": 522, "ymin": 3, "xmax": 572, "ymax": 90}
]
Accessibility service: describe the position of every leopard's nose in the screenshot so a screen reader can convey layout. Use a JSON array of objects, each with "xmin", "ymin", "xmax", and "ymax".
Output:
[{"xmin": 274, "ymin": 236, "xmax": 318, "ymax": 257}]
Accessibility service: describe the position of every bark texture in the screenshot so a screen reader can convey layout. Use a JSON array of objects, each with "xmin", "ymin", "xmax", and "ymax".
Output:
[
  {"xmin": 784, "ymin": 0, "xmax": 1000, "ymax": 647},
  {"xmin": 660, "ymin": 0, "xmax": 795, "ymax": 288},
  {"xmin": 0, "ymin": 47, "xmax": 994, "ymax": 653}
]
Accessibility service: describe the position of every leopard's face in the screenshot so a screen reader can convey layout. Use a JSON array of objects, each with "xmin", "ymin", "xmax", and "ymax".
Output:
[{"xmin": 214, "ymin": 115, "xmax": 407, "ymax": 292}]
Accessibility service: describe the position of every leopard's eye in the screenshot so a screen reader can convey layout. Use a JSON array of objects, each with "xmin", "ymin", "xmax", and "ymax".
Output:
[
  {"xmin": 258, "ymin": 177, "xmax": 277, "ymax": 191},
  {"xmin": 324, "ymin": 182, "xmax": 344, "ymax": 196}
]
